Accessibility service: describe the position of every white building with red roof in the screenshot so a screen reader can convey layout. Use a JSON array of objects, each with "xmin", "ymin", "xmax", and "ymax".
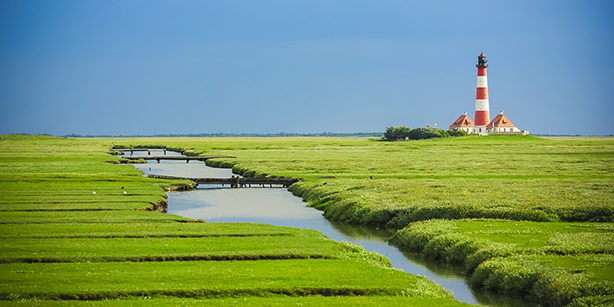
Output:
[
  {"xmin": 448, "ymin": 112, "xmax": 474, "ymax": 133},
  {"xmin": 449, "ymin": 110, "xmax": 528, "ymax": 135},
  {"xmin": 486, "ymin": 110, "xmax": 524, "ymax": 134}
]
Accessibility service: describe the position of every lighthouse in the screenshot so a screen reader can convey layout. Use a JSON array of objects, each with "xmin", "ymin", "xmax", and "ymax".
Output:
[
  {"xmin": 448, "ymin": 53, "xmax": 528, "ymax": 135},
  {"xmin": 473, "ymin": 53, "xmax": 490, "ymax": 135}
]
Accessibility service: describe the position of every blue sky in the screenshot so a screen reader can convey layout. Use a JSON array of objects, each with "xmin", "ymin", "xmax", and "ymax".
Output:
[{"xmin": 1, "ymin": 0, "xmax": 612, "ymax": 135}]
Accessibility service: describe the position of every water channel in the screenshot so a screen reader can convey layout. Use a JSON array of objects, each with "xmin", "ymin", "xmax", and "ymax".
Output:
[{"xmin": 125, "ymin": 149, "xmax": 524, "ymax": 306}]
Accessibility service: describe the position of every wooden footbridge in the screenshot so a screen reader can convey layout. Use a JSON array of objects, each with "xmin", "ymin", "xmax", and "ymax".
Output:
[
  {"xmin": 148, "ymin": 174, "xmax": 300, "ymax": 188},
  {"xmin": 116, "ymin": 148, "xmax": 175, "ymax": 155},
  {"xmin": 122, "ymin": 155, "xmax": 235, "ymax": 163},
  {"xmin": 116, "ymin": 148, "xmax": 157, "ymax": 152}
]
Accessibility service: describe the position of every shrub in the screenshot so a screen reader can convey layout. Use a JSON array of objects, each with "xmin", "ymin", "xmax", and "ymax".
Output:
[
  {"xmin": 568, "ymin": 295, "xmax": 614, "ymax": 307},
  {"xmin": 383, "ymin": 126, "xmax": 412, "ymax": 141},
  {"xmin": 447, "ymin": 129, "xmax": 468, "ymax": 137},
  {"xmin": 383, "ymin": 126, "xmax": 452, "ymax": 141},
  {"xmin": 408, "ymin": 127, "xmax": 450, "ymax": 140}
]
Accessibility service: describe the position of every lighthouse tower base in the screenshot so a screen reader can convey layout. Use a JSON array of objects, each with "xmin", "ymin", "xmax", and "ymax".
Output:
[{"xmin": 473, "ymin": 126, "xmax": 488, "ymax": 135}]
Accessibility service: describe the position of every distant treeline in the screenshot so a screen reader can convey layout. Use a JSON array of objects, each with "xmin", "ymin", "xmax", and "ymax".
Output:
[
  {"xmin": 62, "ymin": 132, "xmax": 384, "ymax": 138},
  {"xmin": 14, "ymin": 132, "xmax": 614, "ymax": 138}
]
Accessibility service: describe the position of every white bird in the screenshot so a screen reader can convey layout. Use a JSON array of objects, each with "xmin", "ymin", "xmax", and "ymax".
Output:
[
  {"xmin": 92, "ymin": 191, "xmax": 96, "ymax": 194},
  {"xmin": 123, "ymin": 191, "xmax": 127, "ymax": 194}
]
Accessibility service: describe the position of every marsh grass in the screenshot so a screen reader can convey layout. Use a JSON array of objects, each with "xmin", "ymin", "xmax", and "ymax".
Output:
[
  {"xmin": 0, "ymin": 259, "xmax": 450, "ymax": 300},
  {"xmin": 114, "ymin": 136, "xmax": 614, "ymax": 225},
  {"xmin": 0, "ymin": 232, "xmax": 343, "ymax": 263},
  {"xmin": 0, "ymin": 135, "xmax": 457, "ymax": 305},
  {"xmin": 471, "ymin": 254, "xmax": 614, "ymax": 306},
  {"xmin": 5, "ymin": 296, "xmax": 473, "ymax": 306},
  {"xmin": 108, "ymin": 135, "xmax": 614, "ymax": 304},
  {"xmin": 390, "ymin": 219, "xmax": 614, "ymax": 305},
  {"xmin": 290, "ymin": 178, "xmax": 613, "ymax": 227},
  {"xmin": 0, "ymin": 222, "xmax": 296, "ymax": 238}
]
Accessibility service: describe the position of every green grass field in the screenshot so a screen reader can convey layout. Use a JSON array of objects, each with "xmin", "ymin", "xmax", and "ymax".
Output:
[
  {"xmin": 110, "ymin": 135, "xmax": 614, "ymax": 305},
  {"xmin": 114, "ymin": 135, "xmax": 614, "ymax": 224},
  {"xmin": 0, "ymin": 135, "xmax": 461, "ymax": 305},
  {"xmin": 2, "ymin": 134, "xmax": 613, "ymax": 305},
  {"xmin": 389, "ymin": 219, "xmax": 614, "ymax": 305},
  {"xmin": 5, "ymin": 296, "xmax": 473, "ymax": 307}
]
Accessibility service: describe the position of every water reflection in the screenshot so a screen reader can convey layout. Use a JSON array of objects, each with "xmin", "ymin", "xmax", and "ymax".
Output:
[{"xmin": 133, "ymin": 160, "xmax": 235, "ymax": 178}]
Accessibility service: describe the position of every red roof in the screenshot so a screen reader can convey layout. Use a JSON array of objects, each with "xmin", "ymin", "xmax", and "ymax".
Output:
[
  {"xmin": 449, "ymin": 113, "xmax": 474, "ymax": 130},
  {"xmin": 479, "ymin": 52, "xmax": 486, "ymax": 57},
  {"xmin": 487, "ymin": 113, "xmax": 517, "ymax": 129}
]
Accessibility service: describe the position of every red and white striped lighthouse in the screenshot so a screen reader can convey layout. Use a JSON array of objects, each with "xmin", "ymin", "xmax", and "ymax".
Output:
[{"xmin": 474, "ymin": 53, "xmax": 490, "ymax": 135}]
